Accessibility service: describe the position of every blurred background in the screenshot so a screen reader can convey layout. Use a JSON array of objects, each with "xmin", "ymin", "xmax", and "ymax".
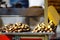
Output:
[
  {"xmin": 0, "ymin": 0, "xmax": 60, "ymax": 40},
  {"xmin": 0, "ymin": 0, "xmax": 28, "ymax": 8}
]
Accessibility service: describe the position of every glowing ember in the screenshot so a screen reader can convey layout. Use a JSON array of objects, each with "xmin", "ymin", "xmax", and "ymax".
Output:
[
  {"xmin": 32, "ymin": 20, "xmax": 55, "ymax": 33},
  {"xmin": 1, "ymin": 22, "xmax": 31, "ymax": 33}
]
